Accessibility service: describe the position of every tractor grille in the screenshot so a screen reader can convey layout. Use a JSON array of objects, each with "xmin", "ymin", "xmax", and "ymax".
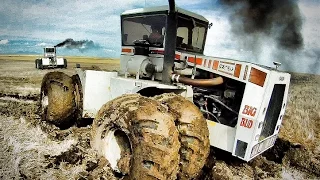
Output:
[{"xmin": 260, "ymin": 84, "xmax": 286, "ymax": 139}]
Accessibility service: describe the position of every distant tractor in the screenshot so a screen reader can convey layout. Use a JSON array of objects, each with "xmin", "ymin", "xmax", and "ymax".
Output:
[
  {"xmin": 35, "ymin": 47, "xmax": 67, "ymax": 69},
  {"xmin": 39, "ymin": 0, "xmax": 291, "ymax": 179}
]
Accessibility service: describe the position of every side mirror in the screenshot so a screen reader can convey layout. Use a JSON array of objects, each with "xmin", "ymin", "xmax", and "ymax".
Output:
[
  {"xmin": 208, "ymin": 22, "xmax": 213, "ymax": 29},
  {"xmin": 273, "ymin": 61, "xmax": 281, "ymax": 70}
]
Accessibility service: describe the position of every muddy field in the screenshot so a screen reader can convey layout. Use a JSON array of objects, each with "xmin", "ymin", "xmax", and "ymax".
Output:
[{"xmin": 0, "ymin": 57, "xmax": 319, "ymax": 179}]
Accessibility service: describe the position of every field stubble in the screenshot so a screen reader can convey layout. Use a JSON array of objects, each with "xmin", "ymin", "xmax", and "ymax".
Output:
[{"xmin": 279, "ymin": 73, "xmax": 320, "ymax": 153}]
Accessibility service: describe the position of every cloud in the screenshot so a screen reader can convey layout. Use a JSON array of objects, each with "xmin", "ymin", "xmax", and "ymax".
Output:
[
  {"xmin": 104, "ymin": 48, "xmax": 115, "ymax": 53},
  {"xmin": 35, "ymin": 42, "xmax": 50, "ymax": 47},
  {"xmin": 0, "ymin": 0, "xmax": 319, "ymax": 74},
  {"xmin": 0, "ymin": 0, "xmax": 213, "ymax": 42},
  {"xmin": 0, "ymin": 39, "xmax": 9, "ymax": 45}
]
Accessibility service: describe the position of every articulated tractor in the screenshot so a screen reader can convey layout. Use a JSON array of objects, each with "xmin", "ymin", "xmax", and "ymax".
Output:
[
  {"xmin": 35, "ymin": 47, "xmax": 67, "ymax": 69},
  {"xmin": 39, "ymin": 0, "xmax": 291, "ymax": 179}
]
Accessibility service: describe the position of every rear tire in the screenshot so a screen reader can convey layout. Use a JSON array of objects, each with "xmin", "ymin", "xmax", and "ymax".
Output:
[
  {"xmin": 35, "ymin": 59, "xmax": 38, "ymax": 68},
  {"xmin": 63, "ymin": 58, "xmax": 67, "ymax": 68},
  {"xmin": 155, "ymin": 93, "xmax": 210, "ymax": 180},
  {"xmin": 38, "ymin": 59, "xmax": 43, "ymax": 69},
  {"xmin": 91, "ymin": 94, "xmax": 180, "ymax": 180},
  {"xmin": 40, "ymin": 72, "xmax": 76, "ymax": 129},
  {"xmin": 72, "ymin": 74, "xmax": 83, "ymax": 125}
]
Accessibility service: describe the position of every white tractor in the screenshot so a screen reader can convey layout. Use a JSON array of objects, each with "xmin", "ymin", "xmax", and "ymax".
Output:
[
  {"xmin": 39, "ymin": 0, "xmax": 291, "ymax": 179},
  {"xmin": 35, "ymin": 47, "xmax": 67, "ymax": 69}
]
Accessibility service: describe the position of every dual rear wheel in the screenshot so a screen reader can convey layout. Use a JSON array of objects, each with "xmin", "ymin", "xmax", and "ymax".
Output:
[{"xmin": 91, "ymin": 94, "xmax": 210, "ymax": 180}]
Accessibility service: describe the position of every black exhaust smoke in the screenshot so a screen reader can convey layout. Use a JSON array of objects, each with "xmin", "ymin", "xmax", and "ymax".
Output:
[
  {"xmin": 55, "ymin": 38, "xmax": 100, "ymax": 52},
  {"xmin": 220, "ymin": 0, "xmax": 303, "ymax": 50}
]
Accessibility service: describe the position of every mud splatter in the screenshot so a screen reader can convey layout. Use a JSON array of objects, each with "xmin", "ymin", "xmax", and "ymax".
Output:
[{"xmin": 0, "ymin": 59, "xmax": 319, "ymax": 179}]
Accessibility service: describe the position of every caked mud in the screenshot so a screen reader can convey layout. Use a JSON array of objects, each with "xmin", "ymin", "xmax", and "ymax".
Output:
[
  {"xmin": 199, "ymin": 138, "xmax": 320, "ymax": 179},
  {"xmin": 92, "ymin": 94, "xmax": 181, "ymax": 180},
  {"xmin": 1, "ymin": 91, "xmax": 319, "ymax": 179},
  {"xmin": 0, "ymin": 60, "xmax": 319, "ymax": 179}
]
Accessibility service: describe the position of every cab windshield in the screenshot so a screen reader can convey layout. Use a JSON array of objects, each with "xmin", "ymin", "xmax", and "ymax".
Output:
[
  {"xmin": 121, "ymin": 13, "xmax": 207, "ymax": 53},
  {"xmin": 45, "ymin": 48, "xmax": 55, "ymax": 53},
  {"xmin": 122, "ymin": 14, "xmax": 166, "ymax": 47},
  {"xmin": 176, "ymin": 15, "xmax": 207, "ymax": 53}
]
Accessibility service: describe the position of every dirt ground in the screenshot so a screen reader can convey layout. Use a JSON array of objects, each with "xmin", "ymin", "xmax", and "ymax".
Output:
[{"xmin": 0, "ymin": 57, "xmax": 319, "ymax": 179}]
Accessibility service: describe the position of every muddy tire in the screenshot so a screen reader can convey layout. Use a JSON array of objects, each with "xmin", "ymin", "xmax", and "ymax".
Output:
[
  {"xmin": 35, "ymin": 59, "xmax": 42, "ymax": 69},
  {"xmin": 40, "ymin": 72, "xmax": 76, "ymax": 129},
  {"xmin": 38, "ymin": 59, "xmax": 43, "ymax": 69},
  {"xmin": 155, "ymin": 93, "xmax": 210, "ymax": 180},
  {"xmin": 91, "ymin": 94, "xmax": 180, "ymax": 180},
  {"xmin": 63, "ymin": 58, "xmax": 67, "ymax": 68},
  {"xmin": 72, "ymin": 74, "xmax": 83, "ymax": 125}
]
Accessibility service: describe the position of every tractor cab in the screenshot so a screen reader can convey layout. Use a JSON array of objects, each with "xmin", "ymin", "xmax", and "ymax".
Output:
[
  {"xmin": 121, "ymin": 5, "xmax": 208, "ymax": 54},
  {"xmin": 44, "ymin": 47, "xmax": 56, "ymax": 58},
  {"xmin": 120, "ymin": 5, "xmax": 209, "ymax": 80}
]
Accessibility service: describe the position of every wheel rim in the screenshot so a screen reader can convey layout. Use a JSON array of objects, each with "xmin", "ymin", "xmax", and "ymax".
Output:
[
  {"xmin": 41, "ymin": 91, "xmax": 48, "ymax": 119},
  {"xmin": 103, "ymin": 129, "xmax": 132, "ymax": 174}
]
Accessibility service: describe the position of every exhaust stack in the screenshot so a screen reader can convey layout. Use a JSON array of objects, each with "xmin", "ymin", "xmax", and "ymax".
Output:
[{"xmin": 162, "ymin": 0, "xmax": 177, "ymax": 84}]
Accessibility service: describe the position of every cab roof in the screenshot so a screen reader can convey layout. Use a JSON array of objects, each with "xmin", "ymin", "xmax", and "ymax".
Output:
[{"xmin": 122, "ymin": 5, "xmax": 208, "ymax": 23}]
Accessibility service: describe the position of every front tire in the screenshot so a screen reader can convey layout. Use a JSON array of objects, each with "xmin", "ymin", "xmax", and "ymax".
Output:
[
  {"xmin": 40, "ymin": 72, "xmax": 76, "ymax": 129},
  {"xmin": 91, "ymin": 94, "xmax": 180, "ymax": 180},
  {"xmin": 155, "ymin": 93, "xmax": 210, "ymax": 180}
]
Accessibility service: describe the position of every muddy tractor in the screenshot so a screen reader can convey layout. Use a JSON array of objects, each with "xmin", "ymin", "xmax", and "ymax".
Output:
[
  {"xmin": 39, "ymin": 0, "xmax": 291, "ymax": 179},
  {"xmin": 35, "ymin": 47, "xmax": 67, "ymax": 69}
]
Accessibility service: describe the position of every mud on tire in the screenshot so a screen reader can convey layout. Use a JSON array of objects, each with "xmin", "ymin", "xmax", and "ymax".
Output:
[
  {"xmin": 155, "ymin": 93, "xmax": 210, "ymax": 180},
  {"xmin": 40, "ymin": 72, "xmax": 76, "ymax": 129},
  {"xmin": 91, "ymin": 94, "xmax": 180, "ymax": 180},
  {"xmin": 71, "ymin": 74, "xmax": 83, "ymax": 125}
]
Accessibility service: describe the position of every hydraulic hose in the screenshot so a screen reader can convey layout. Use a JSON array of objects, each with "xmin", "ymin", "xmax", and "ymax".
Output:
[{"xmin": 171, "ymin": 74, "xmax": 224, "ymax": 87}]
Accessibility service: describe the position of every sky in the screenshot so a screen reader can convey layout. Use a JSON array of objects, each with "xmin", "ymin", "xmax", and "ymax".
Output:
[{"xmin": 0, "ymin": 0, "xmax": 319, "ymax": 74}]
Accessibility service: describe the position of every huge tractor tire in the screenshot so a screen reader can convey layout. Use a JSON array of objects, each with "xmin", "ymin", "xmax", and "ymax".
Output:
[
  {"xmin": 39, "ymin": 59, "xmax": 43, "ymax": 69},
  {"xmin": 40, "ymin": 72, "xmax": 76, "ymax": 129},
  {"xmin": 63, "ymin": 58, "xmax": 67, "ymax": 68},
  {"xmin": 72, "ymin": 74, "xmax": 83, "ymax": 125},
  {"xmin": 155, "ymin": 93, "xmax": 210, "ymax": 180},
  {"xmin": 35, "ymin": 59, "xmax": 38, "ymax": 68},
  {"xmin": 91, "ymin": 94, "xmax": 180, "ymax": 180}
]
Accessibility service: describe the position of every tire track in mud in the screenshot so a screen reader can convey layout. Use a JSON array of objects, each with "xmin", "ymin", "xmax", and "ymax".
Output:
[
  {"xmin": 263, "ymin": 139, "xmax": 320, "ymax": 177},
  {"xmin": 0, "ymin": 92, "xmax": 39, "ymax": 102},
  {"xmin": 1, "ymin": 94, "xmax": 317, "ymax": 179},
  {"xmin": 0, "ymin": 92, "xmax": 38, "ymax": 121}
]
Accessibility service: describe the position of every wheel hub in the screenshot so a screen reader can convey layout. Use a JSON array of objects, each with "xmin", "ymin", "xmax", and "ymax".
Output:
[{"xmin": 104, "ymin": 129, "xmax": 131, "ymax": 174}]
